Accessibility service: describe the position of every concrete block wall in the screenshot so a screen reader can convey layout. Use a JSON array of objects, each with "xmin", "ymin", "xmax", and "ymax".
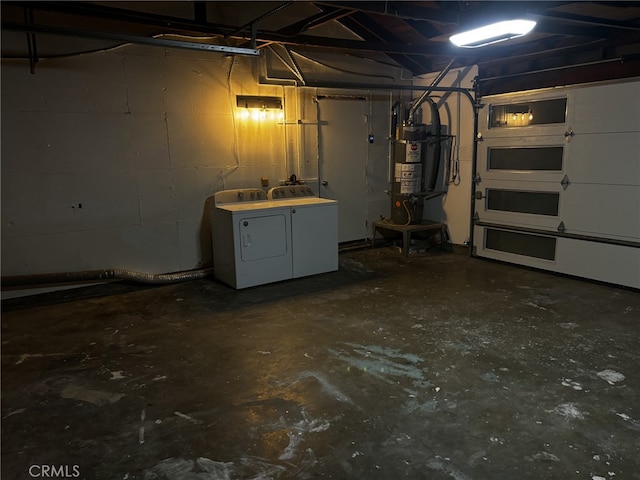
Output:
[
  {"xmin": 2, "ymin": 42, "xmax": 477, "ymax": 283},
  {"xmin": 1, "ymin": 46, "xmax": 288, "ymax": 277}
]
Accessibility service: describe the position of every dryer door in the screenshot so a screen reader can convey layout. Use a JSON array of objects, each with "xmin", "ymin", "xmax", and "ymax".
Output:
[{"xmin": 239, "ymin": 213, "xmax": 289, "ymax": 261}]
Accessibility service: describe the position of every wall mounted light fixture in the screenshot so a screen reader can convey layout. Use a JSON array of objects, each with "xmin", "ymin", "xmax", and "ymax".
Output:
[
  {"xmin": 450, "ymin": 19, "xmax": 536, "ymax": 48},
  {"xmin": 236, "ymin": 95, "xmax": 283, "ymax": 121}
]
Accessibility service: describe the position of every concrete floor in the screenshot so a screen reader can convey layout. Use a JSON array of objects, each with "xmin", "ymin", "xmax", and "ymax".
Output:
[{"xmin": 2, "ymin": 247, "xmax": 639, "ymax": 480}]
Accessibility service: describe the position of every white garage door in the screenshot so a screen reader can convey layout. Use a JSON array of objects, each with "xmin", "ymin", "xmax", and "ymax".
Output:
[{"xmin": 472, "ymin": 79, "xmax": 640, "ymax": 289}]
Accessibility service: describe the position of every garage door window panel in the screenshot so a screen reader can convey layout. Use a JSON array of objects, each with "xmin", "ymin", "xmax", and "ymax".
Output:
[
  {"xmin": 488, "ymin": 146, "xmax": 564, "ymax": 171},
  {"xmin": 485, "ymin": 228, "xmax": 557, "ymax": 260},
  {"xmin": 489, "ymin": 98, "xmax": 567, "ymax": 129},
  {"xmin": 486, "ymin": 189, "xmax": 560, "ymax": 216}
]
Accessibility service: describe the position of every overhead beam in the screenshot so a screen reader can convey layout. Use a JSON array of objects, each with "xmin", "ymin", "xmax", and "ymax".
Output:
[
  {"xmin": 312, "ymin": 1, "xmax": 459, "ymax": 25},
  {"xmin": 479, "ymin": 56, "xmax": 640, "ymax": 96},
  {"xmin": 476, "ymin": 36, "xmax": 638, "ymax": 78},
  {"xmin": 2, "ymin": 20, "xmax": 261, "ymax": 56},
  {"xmin": 538, "ymin": 9, "xmax": 640, "ymax": 32},
  {"xmin": 405, "ymin": 17, "xmax": 447, "ymax": 40},
  {"xmin": 339, "ymin": 11, "xmax": 434, "ymax": 74},
  {"xmin": 2, "ymin": 1, "xmax": 228, "ymax": 36},
  {"xmin": 3, "ymin": 0, "xmax": 639, "ymax": 78},
  {"xmin": 225, "ymin": 2, "xmax": 294, "ymax": 38},
  {"xmin": 276, "ymin": 5, "xmax": 350, "ymax": 36},
  {"xmin": 535, "ymin": 18, "xmax": 640, "ymax": 38},
  {"xmin": 1, "ymin": 1, "xmax": 454, "ymax": 56}
]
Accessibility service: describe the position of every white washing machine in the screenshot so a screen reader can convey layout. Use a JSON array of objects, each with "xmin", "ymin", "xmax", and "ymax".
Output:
[
  {"xmin": 211, "ymin": 188, "xmax": 293, "ymax": 289},
  {"xmin": 267, "ymin": 186, "xmax": 339, "ymax": 278}
]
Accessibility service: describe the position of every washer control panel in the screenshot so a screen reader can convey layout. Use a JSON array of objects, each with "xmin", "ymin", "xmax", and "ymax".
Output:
[
  {"xmin": 214, "ymin": 189, "xmax": 267, "ymax": 205},
  {"xmin": 268, "ymin": 185, "xmax": 316, "ymax": 199}
]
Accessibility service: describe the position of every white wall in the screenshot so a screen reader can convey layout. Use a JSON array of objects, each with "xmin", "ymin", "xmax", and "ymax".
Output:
[
  {"xmin": 417, "ymin": 66, "xmax": 478, "ymax": 245},
  {"xmin": 1, "ymin": 43, "xmax": 477, "ymax": 282},
  {"xmin": 1, "ymin": 46, "xmax": 289, "ymax": 277}
]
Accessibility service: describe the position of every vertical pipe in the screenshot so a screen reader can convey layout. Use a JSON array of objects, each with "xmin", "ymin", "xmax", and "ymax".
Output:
[
  {"xmin": 282, "ymin": 85, "xmax": 290, "ymax": 184},
  {"xmin": 425, "ymin": 97, "xmax": 442, "ymax": 191},
  {"xmin": 296, "ymin": 86, "xmax": 303, "ymax": 182},
  {"xmin": 407, "ymin": 58, "xmax": 456, "ymax": 124},
  {"xmin": 468, "ymin": 77, "xmax": 481, "ymax": 256},
  {"xmin": 388, "ymin": 93, "xmax": 396, "ymax": 185},
  {"xmin": 315, "ymin": 91, "xmax": 322, "ymax": 196}
]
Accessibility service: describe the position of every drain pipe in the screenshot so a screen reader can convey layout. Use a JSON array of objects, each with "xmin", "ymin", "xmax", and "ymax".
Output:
[
  {"xmin": 1, "ymin": 267, "xmax": 215, "ymax": 289},
  {"xmin": 407, "ymin": 58, "xmax": 456, "ymax": 125}
]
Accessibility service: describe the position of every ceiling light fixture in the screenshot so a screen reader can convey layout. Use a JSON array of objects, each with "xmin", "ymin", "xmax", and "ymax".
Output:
[{"xmin": 450, "ymin": 19, "xmax": 536, "ymax": 48}]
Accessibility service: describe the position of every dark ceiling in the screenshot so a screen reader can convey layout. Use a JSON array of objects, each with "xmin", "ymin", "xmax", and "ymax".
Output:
[{"xmin": 2, "ymin": 1, "xmax": 640, "ymax": 94}]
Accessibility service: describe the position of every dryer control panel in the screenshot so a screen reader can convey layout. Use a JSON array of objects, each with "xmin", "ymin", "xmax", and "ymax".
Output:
[
  {"xmin": 268, "ymin": 185, "xmax": 315, "ymax": 199},
  {"xmin": 214, "ymin": 188, "xmax": 267, "ymax": 205}
]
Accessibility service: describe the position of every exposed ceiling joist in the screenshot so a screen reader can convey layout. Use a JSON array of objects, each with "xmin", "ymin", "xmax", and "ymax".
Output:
[
  {"xmin": 312, "ymin": 1, "xmax": 460, "ymax": 25},
  {"xmin": 538, "ymin": 9, "xmax": 640, "ymax": 31},
  {"xmin": 2, "ymin": 20, "xmax": 261, "ymax": 56},
  {"xmin": 2, "ymin": 1, "xmax": 640, "ymax": 95},
  {"xmin": 276, "ymin": 5, "xmax": 351, "ymax": 37},
  {"xmin": 336, "ymin": 10, "xmax": 434, "ymax": 74}
]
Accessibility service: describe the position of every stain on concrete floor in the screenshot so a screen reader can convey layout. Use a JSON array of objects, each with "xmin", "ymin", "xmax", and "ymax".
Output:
[{"xmin": 2, "ymin": 248, "xmax": 639, "ymax": 479}]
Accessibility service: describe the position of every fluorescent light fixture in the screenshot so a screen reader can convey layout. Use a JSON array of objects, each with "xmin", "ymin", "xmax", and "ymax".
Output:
[{"xmin": 450, "ymin": 19, "xmax": 536, "ymax": 48}]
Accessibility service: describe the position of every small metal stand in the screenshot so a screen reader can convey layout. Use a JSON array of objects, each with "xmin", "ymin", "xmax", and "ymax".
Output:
[{"xmin": 372, "ymin": 220, "xmax": 446, "ymax": 258}]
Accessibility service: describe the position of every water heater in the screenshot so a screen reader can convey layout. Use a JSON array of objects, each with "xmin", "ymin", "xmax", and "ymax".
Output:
[{"xmin": 391, "ymin": 124, "xmax": 431, "ymax": 225}]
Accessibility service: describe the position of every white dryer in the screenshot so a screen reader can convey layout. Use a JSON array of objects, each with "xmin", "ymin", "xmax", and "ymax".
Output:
[{"xmin": 211, "ymin": 189, "xmax": 292, "ymax": 289}]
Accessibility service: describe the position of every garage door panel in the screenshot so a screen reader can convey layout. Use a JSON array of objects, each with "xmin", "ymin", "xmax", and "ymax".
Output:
[
  {"xmin": 566, "ymin": 132, "xmax": 640, "ymax": 185},
  {"xmin": 474, "ymin": 225, "xmax": 558, "ymax": 265},
  {"xmin": 477, "ymin": 180, "xmax": 562, "ymax": 230},
  {"xmin": 561, "ymin": 184, "xmax": 640, "ymax": 240},
  {"xmin": 555, "ymin": 238, "xmax": 640, "ymax": 288},
  {"xmin": 480, "ymin": 95, "xmax": 568, "ymax": 139},
  {"xmin": 478, "ymin": 137, "xmax": 567, "ymax": 183},
  {"xmin": 567, "ymin": 81, "xmax": 640, "ymax": 134},
  {"xmin": 474, "ymin": 225, "xmax": 640, "ymax": 289},
  {"xmin": 478, "ymin": 180, "xmax": 640, "ymax": 240}
]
